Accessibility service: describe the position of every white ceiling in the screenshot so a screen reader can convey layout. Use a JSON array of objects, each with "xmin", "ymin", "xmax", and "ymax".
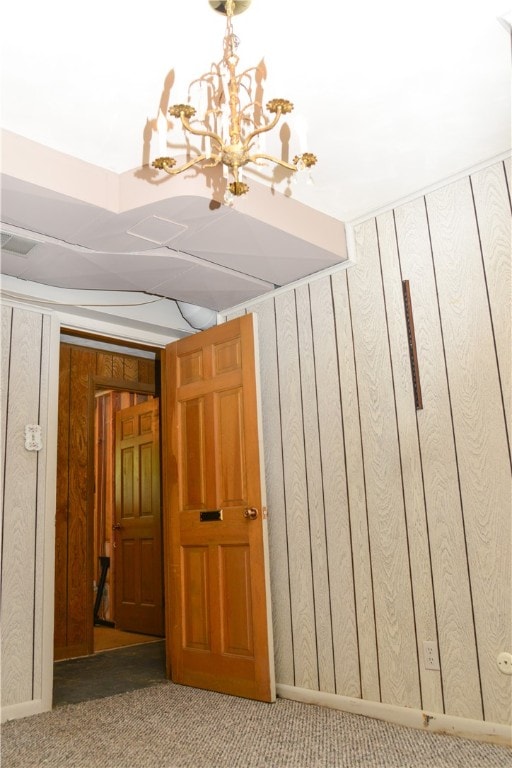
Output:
[{"xmin": 0, "ymin": 0, "xmax": 510, "ymax": 311}]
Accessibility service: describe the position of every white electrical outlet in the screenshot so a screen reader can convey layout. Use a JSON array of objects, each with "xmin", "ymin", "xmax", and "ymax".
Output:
[
  {"xmin": 497, "ymin": 652, "xmax": 512, "ymax": 675},
  {"xmin": 423, "ymin": 640, "xmax": 440, "ymax": 671}
]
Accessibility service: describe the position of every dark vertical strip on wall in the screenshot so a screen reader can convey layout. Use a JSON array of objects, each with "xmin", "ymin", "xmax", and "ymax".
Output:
[
  {"xmin": 345, "ymin": 269, "xmax": 382, "ymax": 702},
  {"xmin": 424, "ymin": 195, "xmax": 485, "ymax": 718}
]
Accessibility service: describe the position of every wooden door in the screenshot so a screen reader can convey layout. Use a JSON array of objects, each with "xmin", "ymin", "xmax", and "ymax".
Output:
[
  {"xmin": 114, "ymin": 398, "xmax": 164, "ymax": 636},
  {"xmin": 162, "ymin": 314, "xmax": 275, "ymax": 702}
]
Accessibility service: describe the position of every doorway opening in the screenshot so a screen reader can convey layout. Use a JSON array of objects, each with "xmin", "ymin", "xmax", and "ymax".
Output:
[
  {"xmin": 92, "ymin": 388, "xmax": 164, "ymax": 652},
  {"xmin": 53, "ymin": 333, "xmax": 165, "ymax": 703}
]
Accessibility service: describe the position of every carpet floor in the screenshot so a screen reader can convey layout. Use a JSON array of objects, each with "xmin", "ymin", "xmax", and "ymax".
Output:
[{"xmin": 2, "ymin": 682, "xmax": 510, "ymax": 768}]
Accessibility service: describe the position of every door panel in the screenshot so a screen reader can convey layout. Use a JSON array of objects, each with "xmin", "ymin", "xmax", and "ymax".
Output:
[
  {"xmin": 114, "ymin": 398, "xmax": 164, "ymax": 636},
  {"xmin": 163, "ymin": 314, "xmax": 275, "ymax": 702}
]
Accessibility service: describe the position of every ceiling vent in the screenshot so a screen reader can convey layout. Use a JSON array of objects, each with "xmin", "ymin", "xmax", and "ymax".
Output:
[{"xmin": 1, "ymin": 231, "xmax": 39, "ymax": 257}]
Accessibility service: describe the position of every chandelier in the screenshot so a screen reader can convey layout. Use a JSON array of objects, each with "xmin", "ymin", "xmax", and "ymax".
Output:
[{"xmin": 152, "ymin": 0, "xmax": 317, "ymax": 205}]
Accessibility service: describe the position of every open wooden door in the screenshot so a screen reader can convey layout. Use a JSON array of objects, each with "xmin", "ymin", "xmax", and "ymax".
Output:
[
  {"xmin": 114, "ymin": 398, "xmax": 164, "ymax": 636},
  {"xmin": 162, "ymin": 314, "xmax": 275, "ymax": 702}
]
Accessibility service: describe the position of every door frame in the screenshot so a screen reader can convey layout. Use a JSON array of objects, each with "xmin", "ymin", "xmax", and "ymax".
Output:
[{"xmin": 54, "ymin": 331, "xmax": 162, "ymax": 660}]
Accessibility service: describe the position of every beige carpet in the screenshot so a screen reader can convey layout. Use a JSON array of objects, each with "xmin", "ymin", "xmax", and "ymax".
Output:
[
  {"xmin": 2, "ymin": 682, "xmax": 510, "ymax": 768},
  {"xmin": 94, "ymin": 626, "xmax": 163, "ymax": 652}
]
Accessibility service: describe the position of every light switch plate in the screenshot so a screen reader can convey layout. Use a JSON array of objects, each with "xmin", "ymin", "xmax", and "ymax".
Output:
[{"xmin": 25, "ymin": 424, "xmax": 43, "ymax": 451}]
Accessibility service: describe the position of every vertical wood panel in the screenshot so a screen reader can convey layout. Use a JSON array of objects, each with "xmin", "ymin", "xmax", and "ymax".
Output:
[
  {"xmin": 112, "ymin": 354, "xmax": 124, "ymax": 380},
  {"xmin": 67, "ymin": 347, "xmax": 96, "ymax": 653},
  {"xmin": 349, "ymin": 220, "xmax": 420, "ymax": 709},
  {"xmin": 123, "ymin": 357, "xmax": 139, "ymax": 382},
  {"xmin": 96, "ymin": 352, "xmax": 113, "ymax": 378},
  {"xmin": 137, "ymin": 359, "xmax": 155, "ymax": 386},
  {"xmin": 32, "ymin": 315, "xmax": 52, "ymax": 698},
  {"xmin": 1, "ymin": 309, "xmax": 42, "ymax": 706},
  {"xmin": 275, "ymin": 291, "xmax": 318, "ymax": 689},
  {"xmin": 1, "ymin": 305, "xmax": 13, "ymax": 565},
  {"xmin": 470, "ymin": 163, "xmax": 511, "ymax": 449},
  {"xmin": 54, "ymin": 345, "xmax": 71, "ymax": 654},
  {"xmin": 1, "ymin": 305, "xmax": 12, "ymax": 460},
  {"xmin": 331, "ymin": 271, "xmax": 380, "ymax": 702},
  {"xmin": 295, "ymin": 284, "xmax": 335, "ymax": 694},
  {"xmin": 309, "ymin": 277, "xmax": 360, "ymax": 697},
  {"xmin": 427, "ymin": 178, "xmax": 511, "ymax": 725},
  {"xmin": 250, "ymin": 300, "xmax": 294, "ymax": 685},
  {"xmin": 394, "ymin": 197, "xmax": 483, "ymax": 719},
  {"xmin": 376, "ymin": 211, "xmax": 443, "ymax": 713}
]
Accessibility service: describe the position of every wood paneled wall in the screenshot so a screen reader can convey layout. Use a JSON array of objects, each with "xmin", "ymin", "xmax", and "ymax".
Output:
[
  {"xmin": 1, "ymin": 305, "xmax": 54, "ymax": 710},
  {"xmin": 55, "ymin": 342, "xmax": 156, "ymax": 660},
  {"xmin": 224, "ymin": 159, "xmax": 511, "ymax": 725}
]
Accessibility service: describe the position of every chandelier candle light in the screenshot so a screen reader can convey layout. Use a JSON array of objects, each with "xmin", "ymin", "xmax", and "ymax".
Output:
[{"xmin": 152, "ymin": 0, "xmax": 317, "ymax": 205}]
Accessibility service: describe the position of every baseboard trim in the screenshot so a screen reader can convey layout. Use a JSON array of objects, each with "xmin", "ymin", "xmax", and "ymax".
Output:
[
  {"xmin": 276, "ymin": 684, "xmax": 512, "ymax": 748},
  {"xmin": 1, "ymin": 698, "xmax": 51, "ymax": 724}
]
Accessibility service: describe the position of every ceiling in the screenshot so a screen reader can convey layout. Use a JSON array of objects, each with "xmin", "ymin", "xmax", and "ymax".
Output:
[{"xmin": 1, "ymin": 0, "xmax": 510, "ymax": 313}]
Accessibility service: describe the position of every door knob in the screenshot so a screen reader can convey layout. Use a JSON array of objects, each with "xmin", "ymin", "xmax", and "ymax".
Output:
[
  {"xmin": 112, "ymin": 523, "xmax": 122, "ymax": 530},
  {"xmin": 243, "ymin": 507, "xmax": 258, "ymax": 520}
]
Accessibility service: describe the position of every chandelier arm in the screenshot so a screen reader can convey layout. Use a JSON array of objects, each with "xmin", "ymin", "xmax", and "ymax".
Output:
[
  {"xmin": 158, "ymin": 154, "xmax": 209, "ymax": 175},
  {"xmin": 179, "ymin": 114, "xmax": 223, "ymax": 149},
  {"xmin": 248, "ymin": 153, "xmax": 298, "ymax": 172},
  {"xmin": 245, "ymin": 109, "xmax": 283, "ymax": 145}
]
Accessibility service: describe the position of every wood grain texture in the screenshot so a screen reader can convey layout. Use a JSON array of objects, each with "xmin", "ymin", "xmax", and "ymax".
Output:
[
  {"xmin": 32, "ymin": 314, "xmax": 52, "ymax": 698},
  {"xmin": 110, "ymin": 354, "xmax": 123, "ymax": 380},
  {"xmin": 295, "ymin": 284, "xmax": 336, "ymax": 694},
  {"xmin": 470, "ymin": 163, "xmax": 511, "ymax": 451},
  {"xmin": 308, "ymin": 277, "xmax": 360, "ymax": 698},
  {"xmin": 331, "ymin": 270, "xmax": 380, "ymax": 703},
  {"xmin": 137, "ymin": 358, "xmax": 155, "ymax": 386},
  {"xmin": 394, "ymin": 196, "xmax": 483, "ymax": 720},
  {"xmin": 248, "ymin": 300, "xmax": 294, "ymax": 685},
  {"xmin": 67, "ymin": 346, "xmax": 96, "ymax": 653},
  {"xmin": 275, "ymin": 291, "xmax": 318, "ymax": 689},
  {"xmin": 349, "ymin": 220, "xmax": 420, "ymax": 709},
  {"xmin": 1, "ymin": 309, "xmax": 42, "ymax": 706},
  {"xmin": 426, "ymin": 177, "xmax": 512, "ymax": 725},
  {"xmin": 123, "ymin": 356, "xmax": 139, "ymax": 382},
  {"xmin": 377, "ymin": 210, "xmax": 444, "ymax": 712},
  {"xmin": 54, "ymin": 345, "xmax": 71, "ymax": 656},
  {"xmin": 96, "ymin": 352, "xmax": 113, "ymax": 378}
]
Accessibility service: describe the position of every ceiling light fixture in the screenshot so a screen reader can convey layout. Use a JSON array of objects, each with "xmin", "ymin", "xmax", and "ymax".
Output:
[{"xmin": 152, "ymin": 0, "xmax": 317, "ymax": 205}]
